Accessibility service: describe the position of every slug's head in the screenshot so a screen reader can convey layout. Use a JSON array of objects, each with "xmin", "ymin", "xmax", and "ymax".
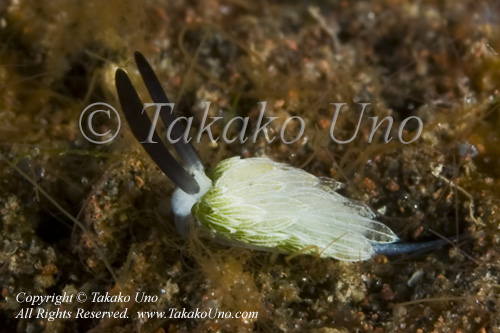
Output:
[
  {"xmin": 171, "ymin": 169, "xmax": 212, "ymax": 235},
  {"xmin": 114, "ymin": 51, "xmax": 211, "ymax": 235}
]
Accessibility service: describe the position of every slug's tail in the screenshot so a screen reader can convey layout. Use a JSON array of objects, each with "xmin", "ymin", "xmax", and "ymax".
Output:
[{"xmin": 370, "ymin": 234, "xmax": 469, "ymax": 256}]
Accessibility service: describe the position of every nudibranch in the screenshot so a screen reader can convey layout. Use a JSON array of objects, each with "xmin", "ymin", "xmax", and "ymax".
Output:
[{"xmin": 115, "ymin": 52, "xmax": 457, "ymax": 261}]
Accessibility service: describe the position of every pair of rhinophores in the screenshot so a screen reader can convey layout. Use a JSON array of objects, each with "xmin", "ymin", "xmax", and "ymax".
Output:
[{"xmin": 115, "ymin": 51, "xmax": 459, "ymax": 262}]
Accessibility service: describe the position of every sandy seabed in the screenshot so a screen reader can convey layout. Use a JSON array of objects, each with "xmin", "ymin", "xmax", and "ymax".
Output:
[{"xmin": 0, "ymin": 1, "xmax": 499, "ymax": 332}]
